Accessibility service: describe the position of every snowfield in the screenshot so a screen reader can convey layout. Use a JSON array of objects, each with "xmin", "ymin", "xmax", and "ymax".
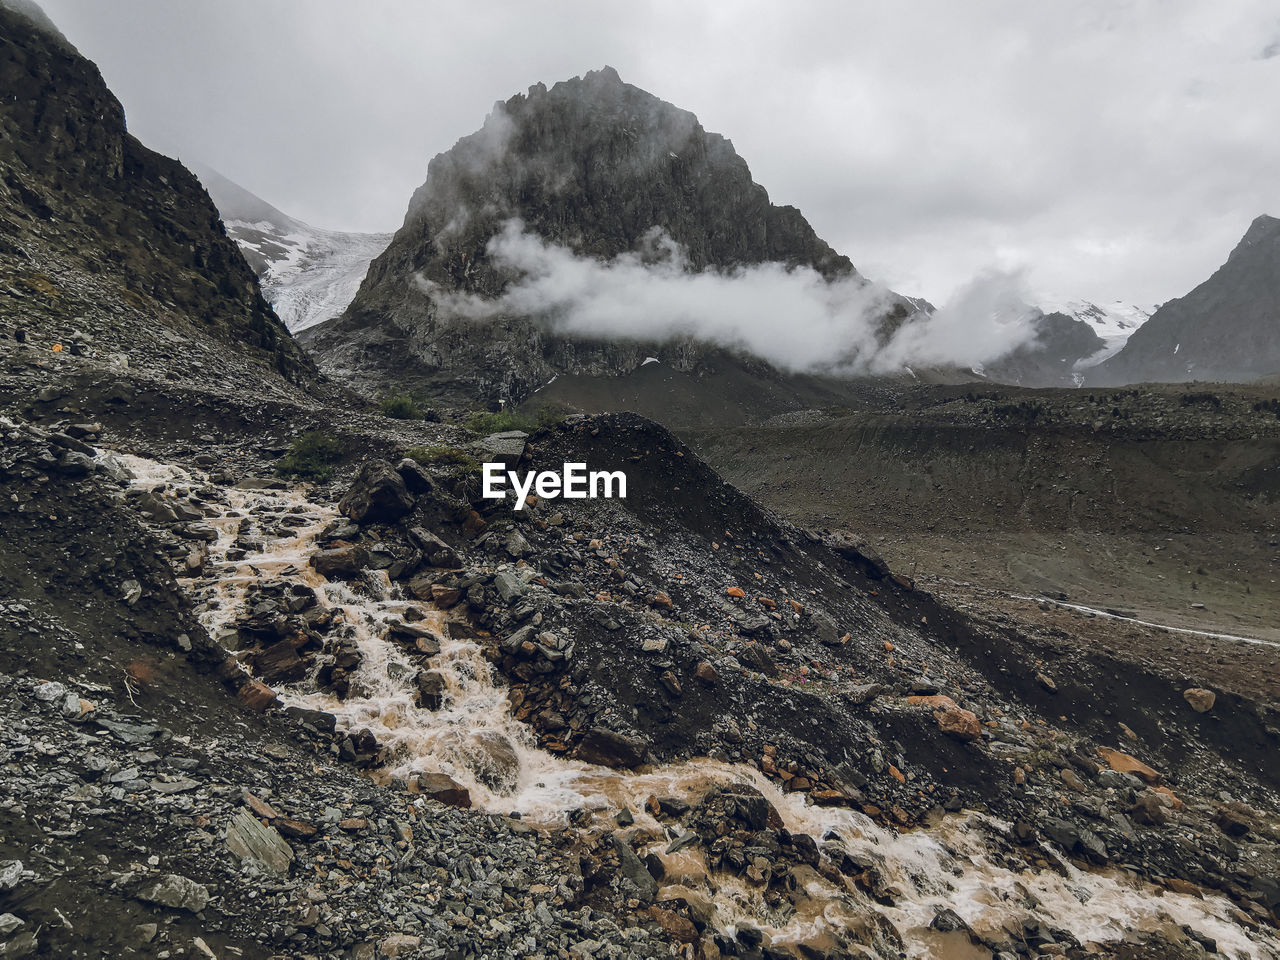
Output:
[
  {"xmin": 224, "ymin": 219, "xmax": 391, "ymax": 332},
  {"xmin": 1041, "ymin": 298, "xmax": 1155, "ymax": 369}
]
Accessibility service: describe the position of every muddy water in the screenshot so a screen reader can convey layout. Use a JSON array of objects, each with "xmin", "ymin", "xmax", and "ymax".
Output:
[{"xmin": 114, "ymin": 454, "xmax": 1279, "ymax": 959}]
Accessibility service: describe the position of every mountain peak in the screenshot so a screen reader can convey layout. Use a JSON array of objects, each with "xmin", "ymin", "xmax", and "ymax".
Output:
[
  {"xmin": 1238, "ymin": 212, "xmax": 1280, "ymax": 249},
  {"xmin": 306, "ymin": 70, "xmax": 882, "ymax": 401}
]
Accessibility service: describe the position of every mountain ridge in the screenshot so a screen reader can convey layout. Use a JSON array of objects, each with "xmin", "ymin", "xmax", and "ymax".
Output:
[{"xmin": 1093, "ymin": 214, "xmax": 1280, "ymax": 384}]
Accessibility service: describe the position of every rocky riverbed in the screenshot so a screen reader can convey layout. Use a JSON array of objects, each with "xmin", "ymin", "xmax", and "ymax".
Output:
[{"xmin": 4, "ymin": 405, "xmax": 1263, "ymax": 959}]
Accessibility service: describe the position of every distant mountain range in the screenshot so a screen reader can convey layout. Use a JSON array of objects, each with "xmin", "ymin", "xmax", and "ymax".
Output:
[{"xmin": 191, "ymin": 165, "xmax": 391, "ymax": 333}]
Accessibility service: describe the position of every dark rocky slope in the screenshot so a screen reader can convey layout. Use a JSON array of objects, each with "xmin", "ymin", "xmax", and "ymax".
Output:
[
  {"xmin": 983, "ymin": 309, "xmax": 1106, "ymax": 386},
  {"xmin": 1095, "ymin": 215, "xmax": 1280, "ymax": 384},
  {"xmin": 0, "ymin": 2, "xmax": 316, "ymax": 391},
  {"xmin": 302, "ymin": 67, "xmax": 921, "ymax": 404}
]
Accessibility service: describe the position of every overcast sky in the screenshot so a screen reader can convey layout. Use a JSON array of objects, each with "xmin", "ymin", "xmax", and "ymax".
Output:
[{"xmin": 36, "ymin": 0, "xmax": 1280, "ymax": 306}]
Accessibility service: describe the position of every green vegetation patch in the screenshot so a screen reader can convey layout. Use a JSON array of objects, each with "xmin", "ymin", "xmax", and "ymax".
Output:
[{"xmin": 276, "ymin": 431, "xmax": 345, "ymax": 480}]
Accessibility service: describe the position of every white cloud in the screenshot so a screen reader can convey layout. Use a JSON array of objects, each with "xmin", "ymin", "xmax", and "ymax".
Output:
[
  {"xmin": 38, "ymin": 0, "xmax": 1280, "ymax": 306},
  {"xmin": 424, "ymin": 220, "xmax": 1041, "ymax": 372}
]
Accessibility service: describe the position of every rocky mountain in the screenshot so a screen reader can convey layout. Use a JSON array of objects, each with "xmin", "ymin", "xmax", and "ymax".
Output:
[
  {"xmin": 302, "ymin": 66, "xmax": 924, "ymax": 404},
  {"xmin": 1094, "ymin": 215, "xmax": 1280, "ymax": 384},
  {"xmin": 978, "ymin": 309, "xmax": 1106, "ymax": 387},
  {"xmin": 0, "ymin": 1, "xmax": 315, "ymax": 391},
  {"xmin": 192, "ymin": 164, "xmax": 392, "ymax": 333}
]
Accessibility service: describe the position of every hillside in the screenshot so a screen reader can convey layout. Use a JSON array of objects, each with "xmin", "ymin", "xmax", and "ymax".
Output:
[{"xmin": 0, "ymin": 3, "xmax": 316, "ymax": 393}]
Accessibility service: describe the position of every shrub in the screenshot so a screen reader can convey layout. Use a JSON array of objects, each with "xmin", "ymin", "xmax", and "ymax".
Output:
[
  {"xmin": 276, "ymin": 431, "xmax": 345, "ymax": 480},
  {"xmin": 405, "ymin": 445, "xmax": 481, "ymax": 473},
  {"xmin": 380, "ymin": 390, "xmax": 423, "ymax": 420},
  {"xmin": 465, "ymin": 403, "xmax": 569, "ymax": 435}
]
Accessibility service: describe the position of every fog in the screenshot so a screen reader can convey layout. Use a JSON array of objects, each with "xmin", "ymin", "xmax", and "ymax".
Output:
[{"xmin": 425, "ymin": 221, "xmax": 1041, "ymax": 372}]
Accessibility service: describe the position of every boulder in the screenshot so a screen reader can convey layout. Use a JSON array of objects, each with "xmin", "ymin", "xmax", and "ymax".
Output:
[
  {"xmin": 407, "ymin": 526, "xmax": 460, "ymax": 568},
  {"xmin": 574, "ymin": 728, "xmax": 647, "ymax": 769},
  {"xmin": 935, "ymin": 705, "xmax": 982, "ymax": 742},
  {"xmin": 310, "ymin": 545, "xmax": 368, "ymax": 579},
  {"xmin": 338, "ymin": 460, "xmax": 415, "ymax": 525},
  {"xmin": 611, "ymin": 833, "xmax": 658, "ymax": 905},
  {"xmin": 416, "ymin": 670, "xmax": 447, "ymax": 710},
  {"xmin": 825, "ymin": 532, "xmax": 890, "ymax": 579},
  {"xmin": 225, "ymin": 809, "xmax": 294, "ymax": 875},
  {"xmin": 395, "ymin": 458, "xmax": 433, "ymax": 493},
  {"xmin": 1183, "ymin": 687, "xmax": 1216, "ymax": 713},
  {"xmin": 463, "ymin": 730, "xmax": 521, "ymax": 793},
  {"xmin": 1097, "ymin": 747, "xmax": 1161, "ymax": 785},
  {"xmin": 136, "ymin": 874, "xmax": 209, "ymax": 913},
  {"xmin": 414, "ymin": 772, "xmax": 471, "ymax": 808},
  {"xmin": 478, "ymin": 431, "xmax": 528, "ymax": 462}
]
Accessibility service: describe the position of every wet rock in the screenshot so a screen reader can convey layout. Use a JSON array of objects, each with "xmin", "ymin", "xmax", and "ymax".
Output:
[
  {"xmin": 136, "ymin": 874, "xmax": 210, "ymax": 913},
  {"xmin": 237, "ymin": 679, "xmax": 278, "ymax": 713},
  {"xmin": 930, "ymin": 907, "xmax": 971, "ymax": 933},
  {"xmin": 225, "ymin": 809, "xmax": 294, "ymax": 874},
  {"xmin": 281, "ymin": 705, "xmax": 337, "ymax": 735},
  {"xmin": 311, "ymin": 544, "xmax": 369, "ymax": 579},
  {"xmin": 463, "ymin": 730, "xmax": 521, "ymax": 793},
  {"xmin": 386, "ymin": 620, "xmax": 442, "ymax": 656},
  {"xmin": 249, "ymin": 640, "xmax": 307, "ymax": 685},
  {"xmin": 646, "ymin": 906, "xmax": 698, "ymax": 943},
  {"xmin": 611, "ymin": 834, "xmax": 658, "ymax": 905},
  {"xmin": 413, "ymin": 772, "xmax": 471, "ymax": 808},
  {"xmin": 574, "ymin": 728, "xmax": 647, "ymax": 769},
  {"xmin": 338, "ymin": 460, "xmax": 415, "ymax": 525},
  {"xmin": 416, "ymin": 670, "xmax": 447, "ymax": 710},
  {"xmin": 1183, "ymin": 687, "xmax": 1216, "ymax": 713}
]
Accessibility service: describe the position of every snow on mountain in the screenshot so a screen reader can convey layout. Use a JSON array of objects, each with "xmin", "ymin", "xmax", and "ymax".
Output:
[
  {"xmin": 191, "ymin": 164, "xmax": 390, "ymax": 332},
  {"xmin": 224, "ymin": 219, "xmax": 391, "ymax": 332},
  {"xmin": 1038, "ymin": 298, "xmax": 1155, "ymax": 369}
]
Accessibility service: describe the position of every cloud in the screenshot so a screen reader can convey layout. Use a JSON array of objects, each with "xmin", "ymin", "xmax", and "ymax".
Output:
[
  {"xmin": 423, "ymin": 220, "xmax": 1040, "ymax": 373},
  {"xmin": 38, "ymin": 0, "xmax": 1280, "ymax": 306}
]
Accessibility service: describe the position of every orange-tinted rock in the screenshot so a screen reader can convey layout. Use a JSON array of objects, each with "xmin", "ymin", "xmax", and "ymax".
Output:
[
  {"xmin": 238, "ymin": 679, "xmax": 277, "ymax": 712},
  {"xmin": 646, "ymin": 907, "xmax": 698, "ymax": 943},
  {"xmin": 1182, "ymin": 688, "xmax": 1216, "ymax": 713},
  {"xmin": 1097, "ymin": 747, "xmax": 1161, "ymax": 784},
  {"xmin": 726, "ymin": 586, "xmax": 745, "ymax": 599},
  {"xmin": 935, "ymin": 706, "xmax": 982, "ymax": 742}
]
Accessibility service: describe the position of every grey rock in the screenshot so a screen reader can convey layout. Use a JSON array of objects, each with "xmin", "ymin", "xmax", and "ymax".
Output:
[
  {"xmin": 136, "ymin": 873, "xmax": 210, "ymax": 913},
  {"xmin": 225, "ymin": 808, "xmax": 294, "ymax": 875}
]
